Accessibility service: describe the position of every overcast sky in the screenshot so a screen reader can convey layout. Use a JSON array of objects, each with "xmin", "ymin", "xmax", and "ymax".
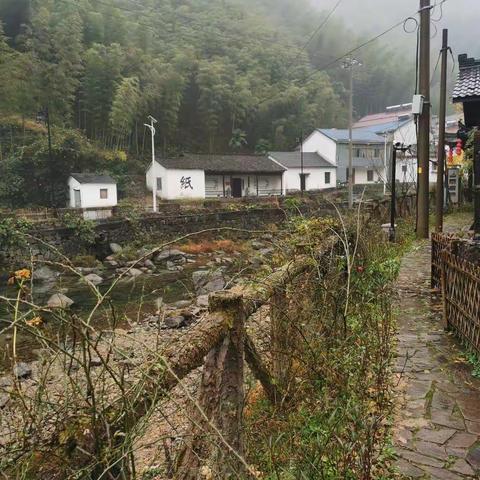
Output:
[{"xmin": 311, "ymin": 0, "xmax": 480, "ymax": 58}]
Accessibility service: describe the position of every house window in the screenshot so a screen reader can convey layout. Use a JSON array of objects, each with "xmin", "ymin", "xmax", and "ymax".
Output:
[
  {"xmin": 402, "ymin": 165, "xmax": 408, "ymax": 173},
  {"xmin": 100, "ymin": 188, "xmax": 108, "ymax": 199},
  {"xmin": 374, "ymin": 149, "xmax": 380, "ymax": 158},
  {"xmin": 156, "ymin": 177, "xmax": 162, "ymax": 191},
  {"xmin": 367, "ymin": 170, "xmax": 374, "ymax": 182},
  {"xmin": 325, "ymin": 172, "xmax": 331, "ymax": 184},
  {"xmin": 355, "ymin": 148, "xmax": 361, "ymax": 157}
]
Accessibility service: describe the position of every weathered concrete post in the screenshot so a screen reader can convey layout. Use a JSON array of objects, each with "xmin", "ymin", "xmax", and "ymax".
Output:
[{"xmin": 175, "ymin": 291, "xmax": 246, "ymax": 479}]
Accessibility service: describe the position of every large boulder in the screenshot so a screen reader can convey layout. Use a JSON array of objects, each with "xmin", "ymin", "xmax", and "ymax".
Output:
[
  {"xmin": 33, "ymin": 266, "xmax": 59, "ymax": 282},
  {"xmin": 154, "ymin": 248, "xmax": 186, "ymax": 263},
  {"xmin": 83, "ymin": 273, "xmax": 103, "ymax": 286},
  {"xmin": 192, "ymin": 269, "xmax": 226, "ymax": 295},
  {"xmin": 127, "ymin": 268, "xmax": 143, "ymax": 278},
  {"xmin": 110, "ymin": 243, "xmax": 123, "ymax": 254},
  {"xmin": 47, "ymin": 293, "xmax": 74, "ymax": 309}
]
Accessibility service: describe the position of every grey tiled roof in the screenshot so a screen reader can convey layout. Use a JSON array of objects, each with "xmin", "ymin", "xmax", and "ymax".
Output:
[
  {"xmin": 156, "ymin": 154, "xmax": 286, "ymax": 174},
  {"xmin": 269, "ymin": 152, "xmax": 336, "ymax": 168},
  {"xmin": 453, "ymin": 54, "xmax": 480, "ymax": 102},
  {"xmin": 71, "ymin": 173, "xmax": 116, "ymax": 184}
]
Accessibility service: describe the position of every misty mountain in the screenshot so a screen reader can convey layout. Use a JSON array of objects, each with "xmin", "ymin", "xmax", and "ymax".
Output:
[{"xmin": 312, "ymin": 0, "xmax": 480, "ymax": 59}]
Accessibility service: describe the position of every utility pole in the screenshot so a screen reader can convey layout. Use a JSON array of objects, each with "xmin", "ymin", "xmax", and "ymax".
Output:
[
  {"xmin": 390, "ymin": 143, "xmax": 410, "ymax": 242},
  {"xmin": 46, "ymin": 106, "xmax": 54, "ymax": 206},
  {"xmin": 145, "ymin": 115, "xmax": 158, "ymax": 213},
  {"xmin": 343, "ymin": 57, "xmax": 361, "ymax": 209},
  {"xmin": 474, "ymin": 131, "xmax": 480, "ymax": 239},
  {"xmin": 435, "ymin": 29, "xmax": 449, "ymax": 233},
  {"xmin": 417, "ymin": 0, "xmax": 431, "ymax": 238},
  {"xmin": 301, "ymin": 131, "xmax": 305, "ymax": 195},
  {"xmin": 383, "ymin": 132, "xmax": 388, "ymax": 196}
]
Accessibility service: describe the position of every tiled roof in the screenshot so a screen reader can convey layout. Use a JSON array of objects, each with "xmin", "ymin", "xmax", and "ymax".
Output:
[
  {"xmin": 71, "ymin": 173, "xmax": 116, "ymax": 184},
  {"xmin": 156, "ymin": 154, "xmax": 286, "ymax": 174},
  {"xmin": 268, "ymin": 152, "xmax": 335, "ymax": 168},
  {"xmin": 318, "ymin": 128, "xmax": 385, "ymax": 144},
  {"xmin": 453, "ymin": 54, "xmax": 480, "ymax": 102}
]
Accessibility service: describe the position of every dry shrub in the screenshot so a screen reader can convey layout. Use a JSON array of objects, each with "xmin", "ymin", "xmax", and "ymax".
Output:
[{"xmin": 179, "ymin": 239, "xmax": 238, "ymax": 255}]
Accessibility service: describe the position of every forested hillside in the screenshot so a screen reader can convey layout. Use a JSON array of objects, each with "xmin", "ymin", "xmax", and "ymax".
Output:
[{"xmin": 0, "ymin": 0, "xmax": 414, "ymax": 206}]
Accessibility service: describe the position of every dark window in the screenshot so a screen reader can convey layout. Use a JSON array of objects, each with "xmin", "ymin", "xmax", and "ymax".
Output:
[
  {"xmin": 367, "ymin": 170, "xmax": 374, "ymax": 182},
  {"xmin": 355, "ymin": 149, "xmax": 361, "ymax": 157},
  {"xmin": 325, "ymin": 172, "xmax": 331, "ymax": 184},
  {"xmin": 156, "ymin": 177, "xmax": 162, "ymax": 191},
  {"xmin": 402, "ymin": 165, "xmax": 407, "ymax": 173},
  {"xmin": 100, "ymin": 188, "xmax": 108, "ymax": 199}
]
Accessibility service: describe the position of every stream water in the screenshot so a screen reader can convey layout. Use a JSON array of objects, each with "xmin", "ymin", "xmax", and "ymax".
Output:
[{"xmin": 0, "ymin": 266, "xmax": 197, "ymax": 373}]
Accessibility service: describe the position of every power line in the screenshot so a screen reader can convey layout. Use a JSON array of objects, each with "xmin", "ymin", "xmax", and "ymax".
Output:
[{"xmin": 295, "ymin": 0, "xmax": 343, "ymax": 59}]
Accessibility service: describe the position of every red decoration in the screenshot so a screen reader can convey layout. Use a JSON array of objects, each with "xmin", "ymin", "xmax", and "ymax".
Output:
[{"xmin": 456, "ymin": 140, "xmax": 463, "ymax": 156}]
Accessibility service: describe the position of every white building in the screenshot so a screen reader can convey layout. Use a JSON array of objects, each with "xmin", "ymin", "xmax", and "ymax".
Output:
[
  {"xmin": 268, "ymin": 152, "xmax": 336, "ymax": 192},
  {"xmin": 354, "ymin": 105, "xmax": 444, "ymax": 186},
  {"xmin": 301, "ymin": 129, "xmax": 387, "ymax": 185},
  {"xmin": 68, "ymin": 173, "xmax": 118, "ymax": 210},
  {"xmin": 146, "ymin": 154, "xmax": 286, "ymax": 200}
]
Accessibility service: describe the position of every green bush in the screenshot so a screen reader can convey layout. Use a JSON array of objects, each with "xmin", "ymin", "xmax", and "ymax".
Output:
[
  {"xmin": 60, "ymin": 213, "xmax": 96, "ymax": 246},
  {"xmin": 0, "ymin": 217, "xmax": 32, "ymax": 250}
]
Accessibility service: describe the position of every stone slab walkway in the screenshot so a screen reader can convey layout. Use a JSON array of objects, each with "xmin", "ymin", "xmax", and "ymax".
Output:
[{"xmin": 394, "ymin": 236, "xmax": 480, "ymax": 479}]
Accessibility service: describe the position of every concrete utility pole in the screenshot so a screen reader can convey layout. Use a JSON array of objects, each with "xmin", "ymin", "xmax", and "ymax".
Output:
[
  {"xmin": 343, "ymin": 57, "xmax": 361, "ymax": 209},
  {"xmin": 435, "ymin": 29, "xmax": 449, "ymax": 233},
  {"xmin": 145, "ymin": 115, "xmax": 158, "ymax": 213},
  {"xmin": 417, "ymin": 0, "xmax": 431, "ymax": 238}
]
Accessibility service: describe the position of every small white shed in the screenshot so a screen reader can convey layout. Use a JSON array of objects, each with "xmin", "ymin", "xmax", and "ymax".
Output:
[{"xmin": 68, "ymin": 173, "xmax": 118, "ymax": 209}]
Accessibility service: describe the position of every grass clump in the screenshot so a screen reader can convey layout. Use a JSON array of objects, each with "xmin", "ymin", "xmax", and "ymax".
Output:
[{"xmin": 244, "ymin": 214, "xmax": 415, "ymax": 479}]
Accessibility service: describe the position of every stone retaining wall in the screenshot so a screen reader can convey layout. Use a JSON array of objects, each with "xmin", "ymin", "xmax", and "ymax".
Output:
[{"xmin": 1, "ymin": 195, "xmax": 417, "ymax": 267}]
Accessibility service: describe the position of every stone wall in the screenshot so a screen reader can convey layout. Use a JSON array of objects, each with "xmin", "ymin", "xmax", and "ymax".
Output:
[{"xmin": 1, "ymin": 195, "xmax": 417, "ymax": 267}]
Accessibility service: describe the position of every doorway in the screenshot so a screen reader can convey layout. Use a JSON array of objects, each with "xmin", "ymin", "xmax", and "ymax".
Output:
[
  {"xmin": 74, "ymin": 189, "xmax": 81, "ymax": 208},
  {"xmin": 231, "ymin": 178, "xmax": 242, "ymax": 198}
]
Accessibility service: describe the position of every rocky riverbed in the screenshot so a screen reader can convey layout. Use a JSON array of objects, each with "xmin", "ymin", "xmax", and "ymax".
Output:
[{"xmin": 0, "ymin": 235, "xmax": 276, "ymax": 376}]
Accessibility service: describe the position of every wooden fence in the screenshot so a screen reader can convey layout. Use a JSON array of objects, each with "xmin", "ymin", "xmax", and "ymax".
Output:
[
  {"xmin": 432, "ymin": 233, "xmax": 480, "ymax": 354},
  {"xmin": 38, "ymin": 238, "xmax": 337, "ymax": 479},
  {"xmin": 441, "ymin": 250, "xmax": 480, "ymax": 353},
  {"xmin": 431, "ymin": 232, "xmax": 455, "ymax": 289}
]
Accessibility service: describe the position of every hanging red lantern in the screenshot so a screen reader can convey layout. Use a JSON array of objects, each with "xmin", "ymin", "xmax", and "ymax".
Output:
[{"xmin": 456, "ymin": 140, "xmax": 463, "ymax": 156}]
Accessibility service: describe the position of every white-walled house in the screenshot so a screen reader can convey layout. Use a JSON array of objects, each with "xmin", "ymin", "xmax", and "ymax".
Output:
[
  {"xmin": 268, "ymin": 152, "xmax": 336, "ymax": 192},
  {"xmin": 68, "ymin": 173, "xmax": 118, "ymax": 210},
  {"xmin": 146, "ymin": 155, "xmax": 286, "ymax": 200},
  {"xmin": 354, "ymin": 106, "xmax": 447, "ymax": 186},
  {"xmin": 301, "ymin": 129, "xmax": 388, "ymax": 185}
]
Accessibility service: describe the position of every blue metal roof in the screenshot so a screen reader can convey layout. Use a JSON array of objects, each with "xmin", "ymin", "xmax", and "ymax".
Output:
[
  {"xmin": 318, "ymin": 128, "xmax": 385, "ymax": 144},
  {"xmin": 353, "ymin": 120, "xmax": 410, "ymax": 135}
]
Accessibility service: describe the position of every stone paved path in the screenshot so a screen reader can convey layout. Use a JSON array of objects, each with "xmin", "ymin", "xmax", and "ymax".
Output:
[{"xmin": 394, "ymin": 235, "xmax": 480, "ymax": 479}]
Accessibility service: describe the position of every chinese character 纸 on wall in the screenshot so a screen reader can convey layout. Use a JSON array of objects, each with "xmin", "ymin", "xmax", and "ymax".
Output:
[{"xmin": 180, "ymin": 176, "xmax": 193, "ymax": 190}]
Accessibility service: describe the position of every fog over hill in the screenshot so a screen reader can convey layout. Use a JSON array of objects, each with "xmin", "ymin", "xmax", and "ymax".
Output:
[{"xmin": 312, "ymin": 0, "xmax": 480, "ymax": 58}]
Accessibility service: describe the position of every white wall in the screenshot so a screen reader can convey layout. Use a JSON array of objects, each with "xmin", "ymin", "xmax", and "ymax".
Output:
[
  {"xmin": 163, "ymin": 169, "xmax": 205, "ymax": 200},
  {"xmin": 146, "ymin": 162, "xmax": 205, "ymax": 200},
  {"xmin": 302, "ymin": 131, "xmax": 337, "ymax": 165},
  {"xmin": 396, "ymin": 156, "xmax": 438, "ymax": 185},
  {"xmin": 354, "ymin": 167, "xmax": 384, "ymax": 185},
  {"xmin": 68, "ymin": 177, "xmax": 117, "ymax": 208},
  {"xmin": 283, "ymin": 167, "xmax": 336, "ymax": 192}
]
